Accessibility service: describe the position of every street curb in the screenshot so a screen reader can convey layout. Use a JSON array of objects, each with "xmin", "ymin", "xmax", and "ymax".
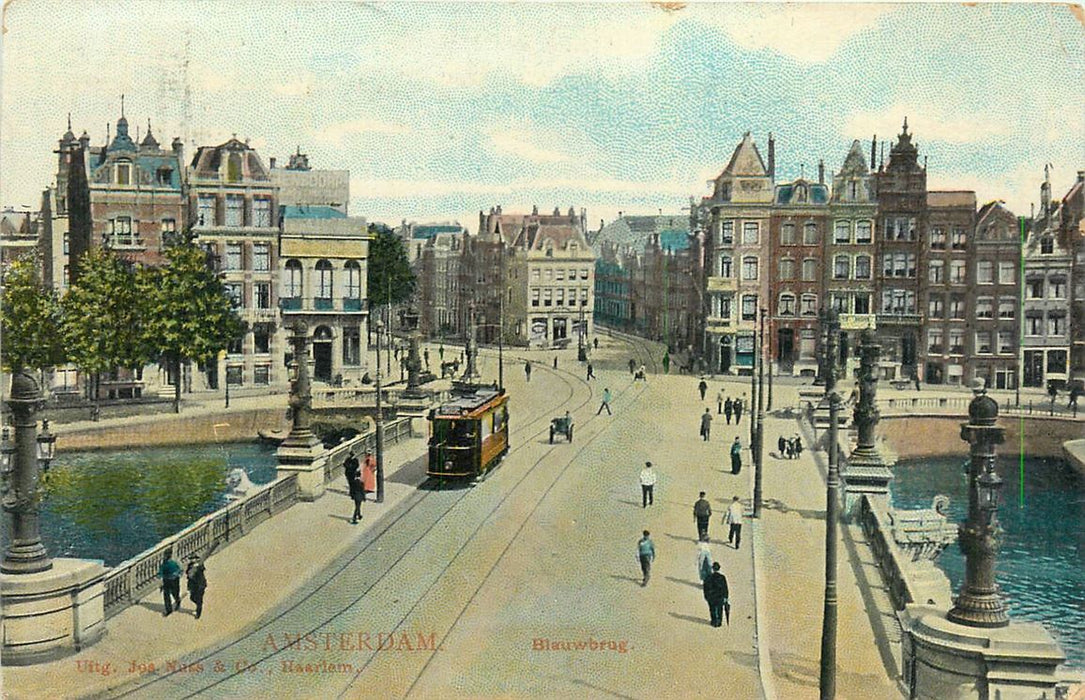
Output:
[{"xmin": 751, "ymin": 517, "xmax": 779, "ymax": 700}]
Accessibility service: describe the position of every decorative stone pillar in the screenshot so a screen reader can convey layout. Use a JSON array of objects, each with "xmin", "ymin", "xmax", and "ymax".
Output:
[
  {"xmin": 276, "ymin": 321, "xmax": 326, "ymax": 500},
  {"xmin": 843, "ymin": 330, "xmax": 895, "ymax": 519},
  {"xmin": 3, "ymin": 372, "xmax": 50, "ymax": 574}
]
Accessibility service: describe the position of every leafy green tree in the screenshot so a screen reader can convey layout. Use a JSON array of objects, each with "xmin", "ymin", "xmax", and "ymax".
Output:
[
  {"xmin": 367, "ymin": 223, "xmax": 415, "ymax": 307},
  {"xmin": 141, "ymin": 243, "xmax": 243, "ymax": 413},
  {"xmin": 60, "ymin": 249, "xmax": 150, "ymax": 413},
  {"xmin": 0, "ymin": 256, "xmax": 65, "ymax": 372}
]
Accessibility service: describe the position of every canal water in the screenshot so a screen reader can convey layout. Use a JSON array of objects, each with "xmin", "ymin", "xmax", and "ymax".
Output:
[
  {"xmin": 1, "ymin": 443, "xmax": 279, "ymax": 568},
  {"xmin": 892, "ymin": 455, "xmax": 1085, "ymax": 668}
]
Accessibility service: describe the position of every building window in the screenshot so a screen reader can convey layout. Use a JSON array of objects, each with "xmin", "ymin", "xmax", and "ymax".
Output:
[
  {"xmin": 253, "ymin": 365, "xmax": 271, "ymax": 385},
  {"xmin": 977, "ymin": 261, "xmax": 994, "ymax": 284},
  {"xmin": 802, "ymin": 258, "xmax": 817, "ymax": 282},
  {"xmin": 998, "ymin": 261, "xmax": 1015, "ymax": 285},
  {"xmin": 928, "ymin": 294, "xmax": 944, "ymax": 319},
  {"xmin": 930, "ymin": 227, "xmax": 946, "ymax": 250},
  {"xmin": 1049, "ymin": 315, "xmax": 1065, "ymax": 336},
  {"xmin": 778, "ymin": 258, "xmax": 795, "ymax": 280},
  {"xmin": 801, "ymin": 293, "xmax": 818, "ymax": 316},
  {"xmin": 315, "ymin": 259, "xmax": 333, "ymax": 302},
  {"xmin": 581, "ymin": 288, "xmax": 588, "ymax": 306},
  {"xmin": 720, "ymin": 221, "xmax": 734, "ymax": 244},
  {"xmin": 116, "ymin": 162, "xmax": 131, "ymax": 185},
  {"xmin": 998, "ymin": 299, "xmax": 1015, "ymax": 319},
  {"xmin": 253, "ymin": 323, "xmax": 272, "ymax": 354},
  {"xmin": 1040, "ymin": 236, "xmax": 1054, "ymax": 254},
  {"xmin": 108, "ymin": 216, "xmax": 135, "ymax": 246},
  {"xmin": 1027, "ymin": 278, "xmax": 1044, "ymax": 299},
  {"xmin": 975, "ymin": 332, "xmax": 992, "ymax": 354},
  {"xmin": 225, "ymin": 242, "xmax": 243, "ymax": 271},
  {"xmin": 531, "ymin": 269, "xmax": 540, "ymax": 281},
  {"xmin": 742, "ymin": 256, "xmax": 758, "ymax": 281},
  {"xmin": 161, "ymin": 218, "xmax": 177, "ymax": 244},
  {"xmin": 881, "ymin": 289, "xmax": 916, "ymax": 315},
  {"xmin": 949, "ymin": 296, "xmax": 965, "ymax": 319},
  {"xmin": 975, "ymin": 297, "xmax": 993, "ymax": 319},
  {"xmin": 742, "ymin": 222, "xmax": 759, "ymax": 245},
  {"xmin": 856, "ymin": 220, "xmax": 872, "ymax": 243},
  {"xmin": 716, "ymin": 295, "xmax": 731, "ymax": 319},
  {"xmin": 197, "ymin": 195, "xmax": 216, "ymax": 226},
  {"xmin": 854, "ymin": 294, "xmax": 870, "ymax": 314},
  {"xmin": 834, "ymin": 221, "xmax": 851, "ymax": 244},
  {"xmin": 580, "ymin": 268, "xmax": 589, "ymax": 280},
  {"xmin": 950, "ymin": 260, "xmax": 966, "ymax": 284},
  {"xmin": 1050, "ymin": 277, "xmax": 1066, "ymax": 299},
  {"xmin": 929, "ymin": 260, "xmax": 944, "ymax": 284},
  {"xmin": 951, "ymin": 227, "xmax": 967, "ymax": 250},
  {"xmin": 544, "ymin": 289, "xmax": 552, "ymax": 307},
  {"xmin": 284, "ymin": 259, "xmax": 303, "ymax": 299},
  {"xmin": 781, "ymin": 223, "xmax": 796, "ymax": 245},
  {"xmin": 253, "ymin": 198, "xmax": 272, "ymax": 227},
  {"xmin": 855, "ymin": 255, "xmax": 871, "ymax": 280},
  {"xmin": 345, "ymin": 260, "xmax": 361, "ymax": 301},
  {"xmin": 803, "ymin": 222, "xmax": 818, "ymax": 245},
  {"xmin": 223, "ymin": 282, "xmax": 243, "ymax": 309},
  {"xmin": 555, "ymin": 268, "xmax": 564, "ymax": 282},
  {"xmin": 927, "ymin": 329, "xmax": 944, "ymax": 355},
  {"xmin": 224, "ymin": 195, "xmax": 244, "ymax": 227},
  {"xmin": 1026, "ymin": 315, "xmax": 1042, "ymax": 336},
  {"xmin": 834, "ymin": 255, "xmax": 849, "ymax": 280},
  {"xmin": 255, "ymin": 282, "xmax": 271, "ymax": 309},
  {"xmin": 531, "ymin": 288, "xmax": 540, "ymax": 307},
  {"xmin": 779, "ymin": 293, "xmax": 796, "ymax": 316},
  {"xmin": 949, "ymin": 330, "xmax": 965, "ymax": 355},
  {"xmin": 831, "ymin": 293, "xmax": 848, "ymax": 313},
  {"xmin": 556, "ymin": 288, "xmax": 565, "ymax": 306},
  {"xmin": 997, "ymin": 331, "xmax": 1013, "ymax": 355},
  {"xmin": 252, "ymin": 242, "xmax": 270, "ymax": 272},
  {"xmin": 1048, "ymin": 350, "xmax": 1067, "ymax": 374},
  {"xmin": 886, "ymin": 217, "xmax": 916, "ymax": 241},
  {"xmin": 63, "ymin": 232, "xmax": 70, "ymax": 254},
  {"xmin": 343, "ymin": 326, "xmax": 361, "ymax": 366},
  {"xmin": 719, "ymin": 255, "xmax": 732, "ymax": 278},
  {"xmin": 741, "ymin": 295, "xmax": 757, "ymax": 321}
]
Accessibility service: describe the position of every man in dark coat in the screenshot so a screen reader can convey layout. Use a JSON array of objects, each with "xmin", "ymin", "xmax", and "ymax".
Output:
[
  {"xmin": 730, "ymin": 437, "xmax": 743, "ymax": 475},
  {"xmin": 344, "ymin": 452, "xmax": 364, "ymax": 524},
  {"xmin": 698, "ymin": 378, "xmax": 708, "ymax": 401},
  {"xmin": 700, "ymin": 409, "xmax": 713, "ymax": 442},
  {"xmin": 778, "ymin": 435, "xmax": 787, "ymax": 458},
  {"xmin": 703, "ymin": 562, "xmax": 730, "ymax": 627},
  {"xmin": 724, "ymin": 397, "xmax": 734, "ymax": 425},
  {"xmin": 525, "ymin": 360, "xmax": 532, "ymax": 382},
  {"xmin": 186, "ymin": 556, "xmax": 208, "ymax": 620},
  {"xmin": 158, "ymin": 548, "xmax": 182, "ymax": 616},
  {"xmin": 693, "ymin": 491, "xmax": 712, "ymax": 542},
  {"xmin": 733, "ymin": 397, "xmax": 744, "ymax": 425}
]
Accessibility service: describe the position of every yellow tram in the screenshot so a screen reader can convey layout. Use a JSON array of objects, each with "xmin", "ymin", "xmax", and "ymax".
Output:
[{"xmin": 427, "ymin": 385, "xmax": 509, "ymax": 479}]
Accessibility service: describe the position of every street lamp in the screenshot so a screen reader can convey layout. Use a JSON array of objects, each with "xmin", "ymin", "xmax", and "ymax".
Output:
[
  {"xmin": 754, "ymin": 307, "xmax": 766, "ymax": 518},
  {"xmin": 2, "ymin": 371, "xmax": 53, "ymax": 574},
  {"xmin": 374, "ymin": 317, "xmax": 385, "ymax": 503},
  {"xmin": 36, "ymin": 419, "xmax": 57, "ymax": 473},
  {"xmin": 0, "ymin": 427, "xmax": 14, "ymax": 477},
  {"xmin": 819, "ymin": 307, "xmax": 842, "ymax": 699}
]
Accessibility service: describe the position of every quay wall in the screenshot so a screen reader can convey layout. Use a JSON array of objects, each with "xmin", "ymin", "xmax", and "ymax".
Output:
[
  {"xmin": 880, "ymin": 415, "xmax": 1084, "ymax": 461},
  {"xmin": 54, "ymin": 407, "xmax": 289, "ymax": 452}
]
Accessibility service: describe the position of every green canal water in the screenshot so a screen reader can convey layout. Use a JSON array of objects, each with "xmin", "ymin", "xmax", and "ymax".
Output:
[
  {"xmin": 892, "ymin": 455, "xmax": 1085, "ymax": 668},
  {"xmin": 1, "ymin": 443, "xmax": 279, "ymax": 568}
]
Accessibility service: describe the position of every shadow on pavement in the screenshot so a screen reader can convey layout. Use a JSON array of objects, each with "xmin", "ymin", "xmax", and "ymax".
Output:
[
  {"xmin": 761, "ymin": 498, "xmax": 825, "ymax": 520},
  {"xmin": 616, "ymin": 499, "xmax": 643, "ymax": 508},
  {"xmin": 667, "ymin": 611, "xmax": 713, "ymax": 627},
  {"xmin": 607, "ymin": 574, "xmax": 644, "ymax": 586},
  {"xmin": 389, "ymin": 454, "xmax": 429, "ymax": 485},
  {"xmin": 662, "ymin": 532, "xmax": 703, "ymax": 544},
  {"xmin": 723, "ymin": 650, "xmax": 759, "ymax": 668},
  {"xmin": 326, "ymin": 513, "xmax": 354, "ymax": 523},
  {"xmin": 664, "ymin": 576, "xmax": 703, "ymax": 590}
]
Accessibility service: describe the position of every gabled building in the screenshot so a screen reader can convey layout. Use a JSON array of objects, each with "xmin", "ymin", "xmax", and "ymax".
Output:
[
  {"xmin": 921, "ymin": 190, "xmax": 976, "ymax": 386},
  {"xmin": 971, "ymin": 201, "xmax": 1021, "ymax": 390},
  {"xmin": 417, "ymin": 228, "xmax": 465, "ymax": 338},
  {"xmin": 695, "ymin": 132, "xmax": 775, "ymax": 374}
]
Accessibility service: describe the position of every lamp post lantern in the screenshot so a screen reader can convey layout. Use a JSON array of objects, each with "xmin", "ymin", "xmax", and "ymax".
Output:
[
  {"xmin": 2, "ymin": 371, "xmax": 53, "ymax": 574},
  {"xmin": 947, "ymin": 378, "xmax": 1009, "ymax": 628},
  {"xmin": 819, "ymin": 308, "xmax": 841, "ymax": 699}
]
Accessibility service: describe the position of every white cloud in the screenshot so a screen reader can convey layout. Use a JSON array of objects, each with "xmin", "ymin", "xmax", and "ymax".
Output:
[
  {"xmin": 350, "ymin": 175, "xmax": 696, "ymax": 200},
  {"xmin": 843, "ymin": 104, "xmax": 1012, "ymax": 145},
  {"xmin": 316, "ymin": 118, "xmax": 411, "ymax": 147},
  {"xmin": 693, "ymin": 4, "xmax": 896, "ymax": 63},
  {"xmin": 488, "ymin": 129, "xmax": 572, "ymax": 163}
]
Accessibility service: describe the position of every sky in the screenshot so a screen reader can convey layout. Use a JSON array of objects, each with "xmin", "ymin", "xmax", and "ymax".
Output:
[{"xmin": 1, "ymin": 1, "xmax": 1083, "ymax": 231}]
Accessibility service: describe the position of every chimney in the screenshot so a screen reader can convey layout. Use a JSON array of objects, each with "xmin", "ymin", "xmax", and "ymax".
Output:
[
  {"xmin": 269, "ymin": 157, "xmax": 276, "ymax": 169},
  {"xmin": 1078, "ymin": 170, "xmax": 1084, "ymax": 183},
  {"xmin": 818, "ymin": 159, "xmax": 825, "ymax": 185},
  {"xmin": 767, "ymin": 133, "xmax": 775, "ymax": 180},
  {"xmin": 870, "ymin": 135, "xmax": 877, "ymax": 170}
]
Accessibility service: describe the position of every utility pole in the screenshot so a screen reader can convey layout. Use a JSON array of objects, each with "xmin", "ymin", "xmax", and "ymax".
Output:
[
  {"xmin": 749, "ymin": 331, "xmax": 758, "ymax": 448},
  {"xmin": 754, "ymin": 307, "xmax": 766, "ymax": 517},
  {"xmin": 819, "ymin": 309, "xmax": 841, "ymax": 699},
  {"xmin": 374, "ymin": 315, "xmax": 385, "ymax": 503}
]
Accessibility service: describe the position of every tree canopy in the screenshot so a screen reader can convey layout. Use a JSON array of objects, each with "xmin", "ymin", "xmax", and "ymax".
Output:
[
  {"xmin": 367, "ymin": 223, "xmax": 415, "ymax": 307},
  {"xmin": 0, "ymin": 256, "xmax": 65, "ymax": 372}
]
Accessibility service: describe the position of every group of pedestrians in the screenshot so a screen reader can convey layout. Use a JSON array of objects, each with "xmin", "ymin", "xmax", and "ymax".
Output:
[
  {"xmin": 158, "ymin": 542, "xmax": 217, "ymax": 619},
  {"xmin": 715, "ymin": 393, "xmax": 746, "ymax": 425},
  {"xmin": 777, "ymin": 434, "xmax": 804, "ymax": 460},
  {"xmin": 344, "ymin": 449, "xmax": 378, "ymax": 524}
]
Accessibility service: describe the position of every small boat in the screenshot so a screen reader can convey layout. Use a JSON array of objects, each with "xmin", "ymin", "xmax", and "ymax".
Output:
[{"xmin": 257, "ymin": 428, "xmax": 288, "ymax": 445}]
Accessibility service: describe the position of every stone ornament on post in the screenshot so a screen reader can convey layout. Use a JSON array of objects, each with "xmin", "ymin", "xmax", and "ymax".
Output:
[
  {"xmin": 2, "ymin": 371, "xmax": 51, "ymax": 574},
  {"xmin": 842, "ymin": 329, "xmax": 896, "ymax": 519},
  {"xmin": 277, "ymin": 321, "xmax": 327, "ymax": 501}
]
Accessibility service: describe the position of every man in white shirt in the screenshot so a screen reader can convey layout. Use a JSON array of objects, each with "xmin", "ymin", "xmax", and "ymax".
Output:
[
  {"xmin": 725, "ymin": 496, "xmax": 745, "ymax": 549},
  {"xmin": 639, "ymin": 461, "xmax": 657, "ymax": 508}
]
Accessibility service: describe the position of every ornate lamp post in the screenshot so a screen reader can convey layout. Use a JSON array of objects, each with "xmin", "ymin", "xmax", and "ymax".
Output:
[
  {"xmin": 819, "ymin": 308, "xmax": 842, "ymax": 699},
  {"xmin": 754, "ymin": 307, "xmax": 767, "ymax": 517},
  {"xmin": 852, "ymin": 330, "xmax": 881, "ymax": 459},
  {"xmin": 947, "ymin": 379, "xmax": 1009, "ymax": 628},
  {"xmin": 374, "ymin": 317, "xmax": 385, "ymax": 503},
  {"xmin": 2, "ymin": 371, "xmax": 53, "ymax": 574},
  {"xmin": 282, "ymin": 322, "xmax": 318, "ymax": 447}
]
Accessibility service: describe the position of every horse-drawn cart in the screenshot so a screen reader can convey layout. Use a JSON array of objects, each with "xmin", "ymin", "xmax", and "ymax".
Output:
[{"xmin": 549, "ymin": 413, "xmax": 574, "ymax": 443}]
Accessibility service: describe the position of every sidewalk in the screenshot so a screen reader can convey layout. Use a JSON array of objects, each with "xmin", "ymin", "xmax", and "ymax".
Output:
[{"xmin": 0, "ymin": 437, "xmax": 428, "ymax": 700}]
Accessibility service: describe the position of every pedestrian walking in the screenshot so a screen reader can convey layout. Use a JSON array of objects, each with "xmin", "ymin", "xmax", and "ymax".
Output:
[
  {"xmin": 185, "ymin": 554, "xmax": 209, "ymax": 620},
  {"xmin": 700, "ymin": 408, "xmax": 713, "ymax": 441},
  {"xmin": 158, "ymin": 548, "xmax": 182, "ymax": 616},
  {"xmin": 730, "ymin": 437, "xmax": 742, "ymax": 475},
  {"xmin": 725, "ymin": 496, "xmax": 744, "ymax": 549},
  {"xmin": 724, "ymin": 397, "xmax": 733, "ymax": 425},
  {"xmin": 694, "ymin": 492, "xmax": 713, "ymax": 541},
  {"xmin": 597, "ymin": 387, "xmax": 613, "ymax": 415},
  {"xmin": 777, "ymin": 435, "xmax": 787, "ymax": 458},
  {"xmin": 1069, "ymin": 385, "xmax": 1082, "ymax": 410},
  {"xmin": 639, "ymin": 461, "xmax": 657, "ymax": 508},
  {"xmin": 637, "ymin": 531, "xmax": 655, "ymax": 587},
  {"xmin": 663, "ymin": 353, "xmax": 671, "ymax": 374},
  {"xmin": 792, "ymin": 435, "xmax": 803, "ymax": 460},
  {"xmin": 698, "ymin": 378, "xmax": 708, "ymax": 401},
  {"xmin": 697, "ymin": 541, "xmax": 713, "ymax": 583},
  {"xmin": 586, "ymin": 363, "xmax": 595, "ymax": 381},
  {"xmin": 553, "ymin": 356, "xmax": 558, "ymax": 369},
  {"xmin": 703, "ymin": 562, "xmax": 730, "ymax": 627},
  {"xmin": 733, "ymin": 396, "xmax": 744, "ymax": 425},
  {"xmin": 439, "ymin": 344, "xmax": 445, "ymax": 362},
  {"xmin": 593, "ymin": 337, "xmax": 599, "ymax": 349},
  {"xmin": 914, "ymin": 373, "xmax": 922, "ymax": 391},
  {"xmin": 361, "ymin": 450, "xmax": 377, "ymax": 498},
  {"xmin": 629, "ymin": 358, "xmax": 636, "ymax": 375},
  {"xmin": 716, "ymin": 390, "xmax": 724, "ymax": 415},
  {"xmin": 423, "ymin": 348, "xmax": 430, "ymax": 371},
  {"xmin": 525, "ymin": 360, "xmax": 532, "ymax": 382},
  {"xmin": 344, "ymin": 451, "xmax": 364, "ymax": 523}
]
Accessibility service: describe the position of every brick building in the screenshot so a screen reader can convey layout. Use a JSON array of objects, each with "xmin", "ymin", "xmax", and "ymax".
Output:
[
  {"xmin": 921, "ymin": 191, "xmax": 976, "ymax": 386},
  {"xmin": 971, "ymin": 201, "xmax": 1021, "ymax": 390}
]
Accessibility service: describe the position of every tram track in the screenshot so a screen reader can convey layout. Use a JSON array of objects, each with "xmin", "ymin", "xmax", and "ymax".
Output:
[{"xmin": 101, "ymin": 356, "xmax": 588, "ymax": 700}]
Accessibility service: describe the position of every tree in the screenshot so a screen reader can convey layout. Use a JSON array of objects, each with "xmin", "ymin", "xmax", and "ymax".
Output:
[
  {"xmin": 366, "ymin": 223, "xmax": 415, "ymax": 308},
  {"xmin": 0, "ymin": 256, "xmax": 65, "ymax": 373},
  {"xmin": 60, "ymin": 248, "xmax": 151, "ymax": 414},
  {"xmin": 141, "ymin": 243, "xmax": 243, "ymax": 413}
]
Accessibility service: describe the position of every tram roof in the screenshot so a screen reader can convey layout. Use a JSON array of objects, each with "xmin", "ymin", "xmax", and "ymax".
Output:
[{"xmin": 433, "ymin": 385, "xmax": 505, "ymax": 418}]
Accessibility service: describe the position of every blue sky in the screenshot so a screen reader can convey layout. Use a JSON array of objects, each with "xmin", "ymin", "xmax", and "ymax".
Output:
[{"xmin": 1, "ymin": 2, "xmax": 1082, "ymax": 229}]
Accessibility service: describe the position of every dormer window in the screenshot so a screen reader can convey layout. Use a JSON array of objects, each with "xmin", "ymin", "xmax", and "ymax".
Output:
[
  {"xmin": 116, "ymin": 162, "xmax": 131, "ymax": 185},
  {"xmin": 156, "ymin": 167, "xmax": 173, "ymax": 186},
  {"xmin": 796, "ymin": 186, "xmax": 807, "ymax": 203},
  {"xmin": 227, "ymin": 153, "xmax": 243, "ymax": 183},
  {"xmin": 1041, "ymin": 236, "xmax": 1054, "ymax": 254}
]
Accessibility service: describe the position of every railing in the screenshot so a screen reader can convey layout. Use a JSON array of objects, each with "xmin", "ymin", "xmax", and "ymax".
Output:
[
  {"xmin": 322, "ymin": 418, "xmax": 415, "ymax": 484},
  {"xmin": 877, "ymin": 396, "xmax": 1084, "ymax": 419},
  {"xmin": 102, "ymin": 474, "xmax": 300, "ymax": 617}
]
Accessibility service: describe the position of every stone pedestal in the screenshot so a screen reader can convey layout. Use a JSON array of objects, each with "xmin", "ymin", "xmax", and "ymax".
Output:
[
  {"xmin": 843, "ymin": 450, "xmax": 896, "ymax": 521},
  {"xmin": 900, "ymin": 605, "xmax": 1066, "ymax": 700},
  {"xmin": 0, "ymin": 558, "xmax": 106, "ymax": 665},
  {"xmin": 276, "ymin": 440, "xmax": 327, "ymax": 501}
]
